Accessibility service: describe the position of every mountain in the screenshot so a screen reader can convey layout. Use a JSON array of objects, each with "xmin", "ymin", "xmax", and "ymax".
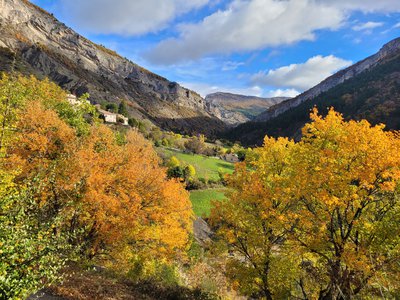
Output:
[
  {"xmin": 227, "ymin": 37, "xmax": 400, "ymax": 145},
  {"xmin": 0, "ymin": 0, "xmax": 225, "ymax": 135},
  {"xmin": 205, "ymin": 92, "xmax": 289, "ymax": 126}
]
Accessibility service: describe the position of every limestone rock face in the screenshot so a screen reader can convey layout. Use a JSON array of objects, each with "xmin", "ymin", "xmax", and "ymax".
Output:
[
  {"xmin": 0, "ymin": 0, "xmax": 224, "ymax": 135},
  {"xmin": 205, "ymin": 92, "xmax": 288, "ymax": 126},
  {"xmin": 255, "ymin": 37, "xmax": 400, "ymax": 122}
]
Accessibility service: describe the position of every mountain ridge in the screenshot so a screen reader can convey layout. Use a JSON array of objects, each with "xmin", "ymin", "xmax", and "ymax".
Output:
[
  {"xmin": 227, "ymin": 37, "xmax": 400, "ymax": 145},
  {"xmin": 255, "ymin": 37, "xmax": 400, "ymax": 123},
  {"xmin": 0, "ymin": 0, "xmax": 225, "ymax": 135}
]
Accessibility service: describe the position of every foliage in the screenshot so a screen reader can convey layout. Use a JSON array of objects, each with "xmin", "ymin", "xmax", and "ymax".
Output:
[
  {"xmin": 0, "ymin": 73, "xmax": 194, "ymax": 296},
  {"xmin": 184, "ymin": 165, "xmax": 196, "ymax": 180},
  {"xmin": 118, "ymin": 100, "xmax": 128, "ymax": 117},
  {"xmin": 184, "ymin": 134, "xmax": 206, "ymax": 154},
  {"xmin": 106, "ymin": 102, "xmax": 117, "ymax": 113},
  {"xmin": 0, "ymin": 185, "xmax": 71, "ymax": 300},
  {"xmin": 168, "ymin": 156, "xmax": 180, "ymax": 168},
  {"xmin": 0, "ymin": 74, "xmax": 76, "ymax": 298},
  {"xmin": 211, "ymin": 108, "xmax": 400, "ymax": 299}
]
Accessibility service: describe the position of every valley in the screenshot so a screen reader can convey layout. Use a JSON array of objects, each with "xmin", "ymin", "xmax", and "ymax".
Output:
[{"xmin": 1, "ymin": 0, "xmax": 400, "ymax": 299}]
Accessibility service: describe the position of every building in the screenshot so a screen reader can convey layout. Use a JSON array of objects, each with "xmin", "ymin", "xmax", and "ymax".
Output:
[
  {"xmin": 99, "ymin": 109, "xmax": 117, "ymax": 123},
  {"xmin": 94, "ymin": 104, "xmax": 129, "ymax": 125},
  {"xmin": 66, "ymin": 94, "xmax": 89, "ymax": 106}
]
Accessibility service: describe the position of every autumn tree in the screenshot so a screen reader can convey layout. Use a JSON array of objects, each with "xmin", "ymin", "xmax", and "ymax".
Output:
[
  {"xmin": 211, "ymin": 108, "xmax": 400, "ymax": 299},
  {"xmin": 210, "ymin": 137, "xmax": 299, "ymax": 299},
  {"xmin": 290, "ymin": 109, "xmax": 400, "ymax": 299},
  {"xmin": 0, "ymin": 73, "xmax": 194, "ymax": 294},
  {"xmin": 0, "ymin": 74, "xmax": 73, "ymax": 299},
  {"xmin": 74, "ymin": 126, "xmax": 193, "ymax": 263},
  {"xmin": 184, "ymin": 134, "xmax": 206, "ymax": 154}
]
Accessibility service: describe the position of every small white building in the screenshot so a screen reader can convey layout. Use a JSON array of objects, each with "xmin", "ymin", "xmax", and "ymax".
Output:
[
  {"xmin": 94, "ymin": 104, "xmax": 129, "ymax": 125},
  {"xmin": 98, "ymin": 108, "xmax": 117, "ymax": 123},
  {"xmin": 66, "ymin": 94, "xmax": 90, "ymax": 106}
]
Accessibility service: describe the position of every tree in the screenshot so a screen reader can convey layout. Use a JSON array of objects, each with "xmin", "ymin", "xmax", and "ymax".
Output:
[
  {"xmin": 289, "ymin": 108, "xmax": 400, "ymax": 299},
  {"xmin": 184, "ymin": 134, "xmax": 206, "ymax": 154},
  {"xmin": 210, "ymin": 138, "xmax": 298, "ymax": 299},
  {"xmin": 118, "ymin": 100, "xmax": 128, "ymax": 117},
  {"xmin": 184, "ymin": 165, "xmax": 196, "ymax": 181},
  {"xmin": 210, "ymin": 108, "xmax": 400, "ymax": 299},
  {"xmin": 168, "ymin": 156, "xmax": 180, "ymax": 168},
  {"xmin": 106, "ymin": 102, "xmax": 117, "ymax": 113},
  {"xmin": 0, "ymin": 74, "xmax": 194, "ymax": 292},
  {"xmin": 0, "ymin": 74, "xmax": 74, "ymax": 299}
]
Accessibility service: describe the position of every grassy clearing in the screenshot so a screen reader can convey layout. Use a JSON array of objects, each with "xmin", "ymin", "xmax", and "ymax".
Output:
[
  {"xmin": 190, "ymin": 189, "xmax": 227, "ymax": 217},
  {"xmin": 162, "ymin": 148, "xmax": 234, "ymax": 181}
]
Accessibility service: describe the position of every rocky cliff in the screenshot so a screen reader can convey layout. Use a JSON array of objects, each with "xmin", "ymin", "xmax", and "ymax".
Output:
[
  {"xmin": 255, "ymin": 38, "xmax": 400, "ymax": 122},
  {"xmin": 0, "ymin": 0, "xmax": 225, "ymax": 135},
  {"xmin": 205, "ymin": 92, "xmax": 288, "ymax": 126}
]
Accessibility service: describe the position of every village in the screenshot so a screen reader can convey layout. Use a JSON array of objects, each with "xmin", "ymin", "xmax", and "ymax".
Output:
[{"xmin": 67, "ymin": 94, "xmax": 129, "ymax": 126}]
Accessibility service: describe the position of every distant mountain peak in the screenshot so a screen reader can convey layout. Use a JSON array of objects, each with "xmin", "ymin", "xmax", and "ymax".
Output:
[{"xmin": 205, "ymin": 92, "xmax": 289, "ymax": 126}]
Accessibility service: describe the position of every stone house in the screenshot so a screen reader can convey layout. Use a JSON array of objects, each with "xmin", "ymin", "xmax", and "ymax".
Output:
[{"xmin": 94, "ymin": 104, "xmax": 128, "ymax": 125}]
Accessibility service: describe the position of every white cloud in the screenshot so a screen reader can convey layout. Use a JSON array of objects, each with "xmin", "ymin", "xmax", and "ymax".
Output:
[
  {"xmin": 352, "ymin": 21, "xmax": 384, "ymax": 31},
  {"xmin": 322, "ymin": 0, "xmax": 400, "ymax": 13},
  {"xmin": 145, "ymin": 0, "xmax": 345, "ymax": 64},
  {"xmin": 145, "ymin": 0, "xmax": 400, "ymax": 65},
  {"xmin": 266, "ymin": 89, "xmax": 300, "ymax": 98},
  {"xmin": 222, "ymin": 61, "xmax": 245, "ymax": 71},
  {"xmin": 180, "ymin": 82, "xmax": 263, "ymax": 98},
  {"xmin": 251, "ymin": 55, "xmax": 352, "ymax": 91},
  {"xmin": 394, "ymin": 22, "xmax": 400, "ymax": 29},
  {"xmin": 58, "ymin": 0, "xmax": 210, "ymax": 35}
]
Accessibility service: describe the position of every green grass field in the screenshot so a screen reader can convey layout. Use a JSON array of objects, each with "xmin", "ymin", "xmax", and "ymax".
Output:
[
  {"xmin": 190, "ymin": 189, "xmax": 227, "ymax": 217},
  {"xmin": 162, "ymin": 148, "xmax": 234, "ymax": 180}
]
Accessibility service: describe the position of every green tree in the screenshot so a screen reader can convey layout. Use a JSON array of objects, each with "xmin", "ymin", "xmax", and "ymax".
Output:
[
  {"xmin": 106, "ymin": 102, "xmax": 117, "ymax": 113},
  {"xmin": 118, "ymin": 100, "xmax": 128, "ymax": 117}
]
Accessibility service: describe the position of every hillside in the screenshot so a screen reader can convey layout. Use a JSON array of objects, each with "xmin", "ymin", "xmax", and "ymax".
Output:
[
  {"xmin": 0, "ymin": 0, "xmax": 225, "ymax": 135},
  {"xmin": 205, "ymin": 92, "xmax": 288, "ymax": 125},
  {"xmin": 227, "ymin": 37, "xmax": 400, "ymax": 145}
]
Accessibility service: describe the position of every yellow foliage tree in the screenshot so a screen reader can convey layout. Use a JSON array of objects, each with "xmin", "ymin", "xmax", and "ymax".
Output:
[{"xmin": 211, "ymin": 108, "xmax": 400, "ymax": 299}]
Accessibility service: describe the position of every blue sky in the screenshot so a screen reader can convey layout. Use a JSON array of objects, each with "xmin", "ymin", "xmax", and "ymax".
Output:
[{"xmin": 31, "ymin": 0, "xmax": 400, "ymax": 98}]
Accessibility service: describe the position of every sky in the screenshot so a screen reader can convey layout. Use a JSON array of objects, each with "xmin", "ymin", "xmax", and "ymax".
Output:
[{"xmin": 31, "ymin": 0, "xmax": 400, "ymax": 98}]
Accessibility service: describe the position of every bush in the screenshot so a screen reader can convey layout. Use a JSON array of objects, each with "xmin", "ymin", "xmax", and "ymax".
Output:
[{"xmin": 167, "ymin": 166, "xmax": 185, "ymax": 179}]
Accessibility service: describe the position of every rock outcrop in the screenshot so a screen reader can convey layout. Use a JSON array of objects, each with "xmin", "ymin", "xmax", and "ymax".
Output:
[
  {"xmin": 205, "ymin": 92, "xmax": 288, "ymax": 126},
  {"xmin": 0, "ymin": 0, "xmax": 225, "ymax": 135}
]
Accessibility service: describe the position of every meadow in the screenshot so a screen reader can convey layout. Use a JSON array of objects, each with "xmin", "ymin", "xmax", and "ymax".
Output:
[
  {"xmin": 162, "ymin": 148, "xmax": 234, "ymax": 181},
  {"xmin": 189, "ymin": 188, "xmax": 227, "ymax": 217}
]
